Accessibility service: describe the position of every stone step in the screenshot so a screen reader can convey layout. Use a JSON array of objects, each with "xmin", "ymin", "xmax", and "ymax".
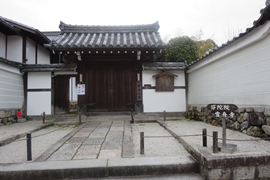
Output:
[{"xmin": 0, "ymin": 156, "xmax": 199, "ymax": 180}]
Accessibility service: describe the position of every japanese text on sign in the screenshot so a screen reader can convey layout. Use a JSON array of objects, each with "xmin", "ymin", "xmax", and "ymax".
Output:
[
  {"xmin": 77, "ymin": 84, "xmax": 85, "ymax": 95},
  {"xmin": 207, "ymin": 104, "xmax": 238, "ymax": 118}
]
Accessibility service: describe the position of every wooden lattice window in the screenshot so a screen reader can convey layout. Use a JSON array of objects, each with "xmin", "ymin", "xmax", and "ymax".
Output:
[{"xmin": 153, "ymin": 72, "xmax": 178, "ymax": 91}]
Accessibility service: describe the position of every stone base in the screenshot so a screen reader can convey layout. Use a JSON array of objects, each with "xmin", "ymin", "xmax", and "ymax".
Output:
[
  {"xmin": 218, "ymin": 142, "xmax": 237, "ymax": 153},
  {"xmin": 18, "ymin": 118, "xmax": 26, "ymax": 123}
]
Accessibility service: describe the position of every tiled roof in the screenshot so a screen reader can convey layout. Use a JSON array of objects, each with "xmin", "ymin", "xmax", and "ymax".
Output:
[
  {"xmin": 20, "ymin": 64, "xmax": 77, "ymax": 72},
  {"xmin": 143, "ymin": 62, "xmax": 187, "ymax": 70},
  {"xmin": 0, "ymin": 18, "xmax": 20, "ymax": 35},
  {"xmin": 0, "ymin": 57, "xmax": 76, "ymax": 72},
  {"xmin": 45, "ymin": 21, "xmax": 166, "ymax": 50},
  {"xmin": 188, "ymin": 4, "xmax": 270, "ymax": 67},
  {"xmin": 42, "ymin": 31, "xmax": 62, "ymax": 41},
  {"xmin": 0, "ymin": 57, "xmax": 24, "ymax": 68},
  {"xmin": 0, "ymin": 16, "xmax": 50, "ymax": 44}
]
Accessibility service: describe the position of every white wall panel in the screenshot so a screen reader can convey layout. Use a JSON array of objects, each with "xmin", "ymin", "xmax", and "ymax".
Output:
[
  {"xmin": 142, "ymin": 70, "xmax": 186, "ymax": 112},
  {"xmin": 143, "ymin": 89, "xmax": 186, "ymax": 112},
  {"xmin": 7, "ymin": 36, "xmax": 22, "ymax": 62},
  {"xmin": 27, "ymin": 92, "xmax": 51, "ymax": 115},
  {"xmin": 26, "ymin": 37, "xmax": 36, "ymax": 64},
  {"xmin": 0, "ymin": 33, "xmax": 6, "ymax": 58},
  {"xmin": 37, "ymin": 44, "xmax": 50, "ymax": 64},
  {"xmin": 188, "ymin": 32, "xmax": 270, "ymax": 107},
  {"xmin": 0, "ymin": 64, "xmax": 23, "ymax": 109},
  {"xmin": 28, "ymin": 72, "xmax": 51, "ymax": 89}
]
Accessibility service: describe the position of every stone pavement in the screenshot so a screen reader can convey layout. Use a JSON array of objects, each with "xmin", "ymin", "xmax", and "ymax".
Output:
[{"xmin": 41, "ymin": 120, "xmax": 132, "ymax": 161}]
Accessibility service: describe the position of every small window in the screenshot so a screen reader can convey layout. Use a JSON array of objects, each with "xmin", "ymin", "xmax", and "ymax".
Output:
[{"xmin": 153, "ymin": 72, "xmax": 177, "ymax": 92}]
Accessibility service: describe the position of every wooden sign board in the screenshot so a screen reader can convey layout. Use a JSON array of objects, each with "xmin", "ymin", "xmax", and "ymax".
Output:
[{"xmin": 206, "ymin": 104, "xmax": 238, "ymax": 118}]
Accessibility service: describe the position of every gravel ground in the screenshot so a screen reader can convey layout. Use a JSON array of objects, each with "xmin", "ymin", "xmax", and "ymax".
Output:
[
  {"xmin": 132, "ymin": 123, "xmax": 190, "ymax": 157},
  {"xmin": 166, "ymin": 119, "xmax": 270, "ymax": 156},
  {"xmin": 0, "ymin": 124, "xmax": 76, "ymax": 163},
  {"xmin": 0, "ymin": 120, "xmax": 53, "ymax": 141}
]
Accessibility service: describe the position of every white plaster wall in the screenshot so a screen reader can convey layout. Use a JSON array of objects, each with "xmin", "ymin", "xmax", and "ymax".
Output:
[
  {"xmin": 27, "ymin": 92, "xmax": 51, "ymax": 115},
  {"xmin": 37, "ymin": 44, "xmax": 50, "ymax": 64},
  {"xmin": 0, "ymin": 63, "xmax": 23, "ymax": 109},
  {"xmin": 28, "ymin": 72, "xmax": 51, "ymax": 89},
  {"xmin": 143, "ymin": 89, "xmax": 186, "ymax": 112},
  {"xmin": 69, "ymin": 77, "xmax": 77, "ymax": 101},
  {"xmin": 7, "ymin": 36, "xmax": 22, "ymax": 62},
  {"xmin": 26, "ymin": 37, "xmax": 36, "ymax": 64},
  {"xmin": 188, "ymin": 33, "xmax": 270, "ymax": 107},
  {"xmin": 0, "ymin": 33, "xmax": 6, "ymax": 58},
  {"xmin": 142, "ymin": 70, "xmax": 186, "ymax": 112}
]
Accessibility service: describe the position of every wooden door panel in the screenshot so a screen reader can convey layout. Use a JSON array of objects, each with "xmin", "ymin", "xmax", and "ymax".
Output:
[
  {"xmin": 54, "ymin": 77, "xmax": 69, "ymax": 114},
  {"xmin": 86, "ymin": 62, "xmax": 135, "ymax": 112}
]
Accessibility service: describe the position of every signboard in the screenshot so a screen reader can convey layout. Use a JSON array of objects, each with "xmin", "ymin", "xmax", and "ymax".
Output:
[
  {"xmin": 207, "ymin": 104, "xmax": 238, "ymax": 118},
  {"xmin": 77, "ymin": 84, "xmax": 85, "ymax": 95},
  {"xmin": 137, "ymin": 82, "xmax": 142, "ymax": 101}
]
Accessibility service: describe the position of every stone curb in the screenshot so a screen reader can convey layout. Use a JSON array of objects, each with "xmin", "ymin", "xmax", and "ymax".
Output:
[
  {"xmin": 34, "ymin": 122, "xmax": 87, "ymax": 162},
  {"xmin": 156, "ymin": 120, "xmax": 270, "ymax": 179},
  {"xmin": 0, "ymin": 123, "xmax": 54, "ymax": 147},
  {"xmin": 0, "ymin": 156, "xmax": 198, "ymax": 180}
]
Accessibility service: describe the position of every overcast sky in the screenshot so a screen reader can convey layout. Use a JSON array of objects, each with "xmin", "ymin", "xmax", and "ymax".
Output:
[{"xmin": 1, "ymin": 0, "xmax": 266, "ymax": 45}]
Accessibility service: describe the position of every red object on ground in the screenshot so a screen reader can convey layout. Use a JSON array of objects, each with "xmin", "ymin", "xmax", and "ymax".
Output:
[{"xmin": 17, "ymin": 111, "xmax": 22, "ymax": 117}]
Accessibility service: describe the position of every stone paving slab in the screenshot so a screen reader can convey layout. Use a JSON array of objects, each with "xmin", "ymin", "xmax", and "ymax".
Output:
[
  {"xmin": 90, "ymin": 132, "xmax": 108, "ymax": 138},
  {"xmin": 101, "ymin": 141, "xmax": 122, "ymax": 150},
  {"xmin": 73, "ymin": 131, "xmax": 92, "ymax": 137},
  {"xmin": 79, "ymin": 127, "xmax": 96, "ymax": 132},
  {"xmin": 67, "ymin": 136, "xmax": 87, "ymax": 144},
  {"xmin": 99, "ymin": 149, "xmax": 122, "ymax": 159},
  {"xmin": 83, "ymin": 137, "xmax": 104, "ymax": 145},
  {"xmin": 77, "ymin": 145, "xmax": 101, "ymax": 155},
  {"xmin": 48, "ymin": 143, "xmax": 81, "ymax": 161}
]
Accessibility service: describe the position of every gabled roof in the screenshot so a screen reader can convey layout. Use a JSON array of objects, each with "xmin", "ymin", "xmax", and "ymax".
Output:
[
  {"xmin": 188, "ymin": 4, "xmax": 270, "ymax": 67},
  {"xmin": 45, "ymin": 21, "xmax": 166, "ymax": 50},
  {"xmin": 0, "ymin": 16, "xmax": 50, "ymax": 44}
]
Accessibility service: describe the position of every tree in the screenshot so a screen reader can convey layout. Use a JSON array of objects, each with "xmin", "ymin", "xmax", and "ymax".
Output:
[
  {"xmin": 156, "ymin": 36, "xmax": 199, "ymax": 63},
  {"xmin": 195, "ymin": 39, "xmax": 218, "ymax": 57},
  {"xmin": 191, "ymin": 29, "xmax": 218, "ymax": 57}
]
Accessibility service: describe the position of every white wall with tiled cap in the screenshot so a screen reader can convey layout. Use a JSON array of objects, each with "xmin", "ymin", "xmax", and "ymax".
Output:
[{"xmin": 188, "ymin": 22, "xmax": 270, "ymax": 108}]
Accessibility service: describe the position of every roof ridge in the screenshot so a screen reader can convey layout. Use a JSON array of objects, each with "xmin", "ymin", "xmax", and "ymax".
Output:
[{"xmin": 59, "ymin": 21, "xmax": 160, "ymax": 33}]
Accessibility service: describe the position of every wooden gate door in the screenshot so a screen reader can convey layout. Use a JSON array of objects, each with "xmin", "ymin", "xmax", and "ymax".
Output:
[
  {"xmin": 54, "ymin": 77, "xmax": 69, "ymax": 114},
  {"xmin": 86, "ymin": 62, "xmax": 135, "ymax": 112}
]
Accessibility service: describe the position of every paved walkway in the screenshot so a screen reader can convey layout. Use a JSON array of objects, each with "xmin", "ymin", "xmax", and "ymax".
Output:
[{"xmin": 45, "ymin": 120, "xmax": 131, "ymax": 161}]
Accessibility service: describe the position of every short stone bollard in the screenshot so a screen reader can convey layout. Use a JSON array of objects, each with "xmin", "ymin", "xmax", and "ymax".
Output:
[
  {"xmin": 42, "ymin": 112, "xmax": 45, "ymax": 124},
  {"xmin": 203, "ymin": 128, "xmax": 207, "ymax": 147},
  {"xmin": 27, "ymin": 133, "xmax": 32, "ymax": 161},
  {"xmin": 130, "ymin": 109, "xmax": 134, "ymax": 124},
  {"xmin": 140, "ymin": 132, "xmax": 144, "ymax": 155},
  {"xmin": 213, "ymin": 131, "xmax": 218, "ymax": 153},
  {"xmin": 163, "ymin": 110, "xmax": 166, "ymax": 121},
  {"xmin": 79, "ymin": 111, "xmax": 82, "ymax": 124}
]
